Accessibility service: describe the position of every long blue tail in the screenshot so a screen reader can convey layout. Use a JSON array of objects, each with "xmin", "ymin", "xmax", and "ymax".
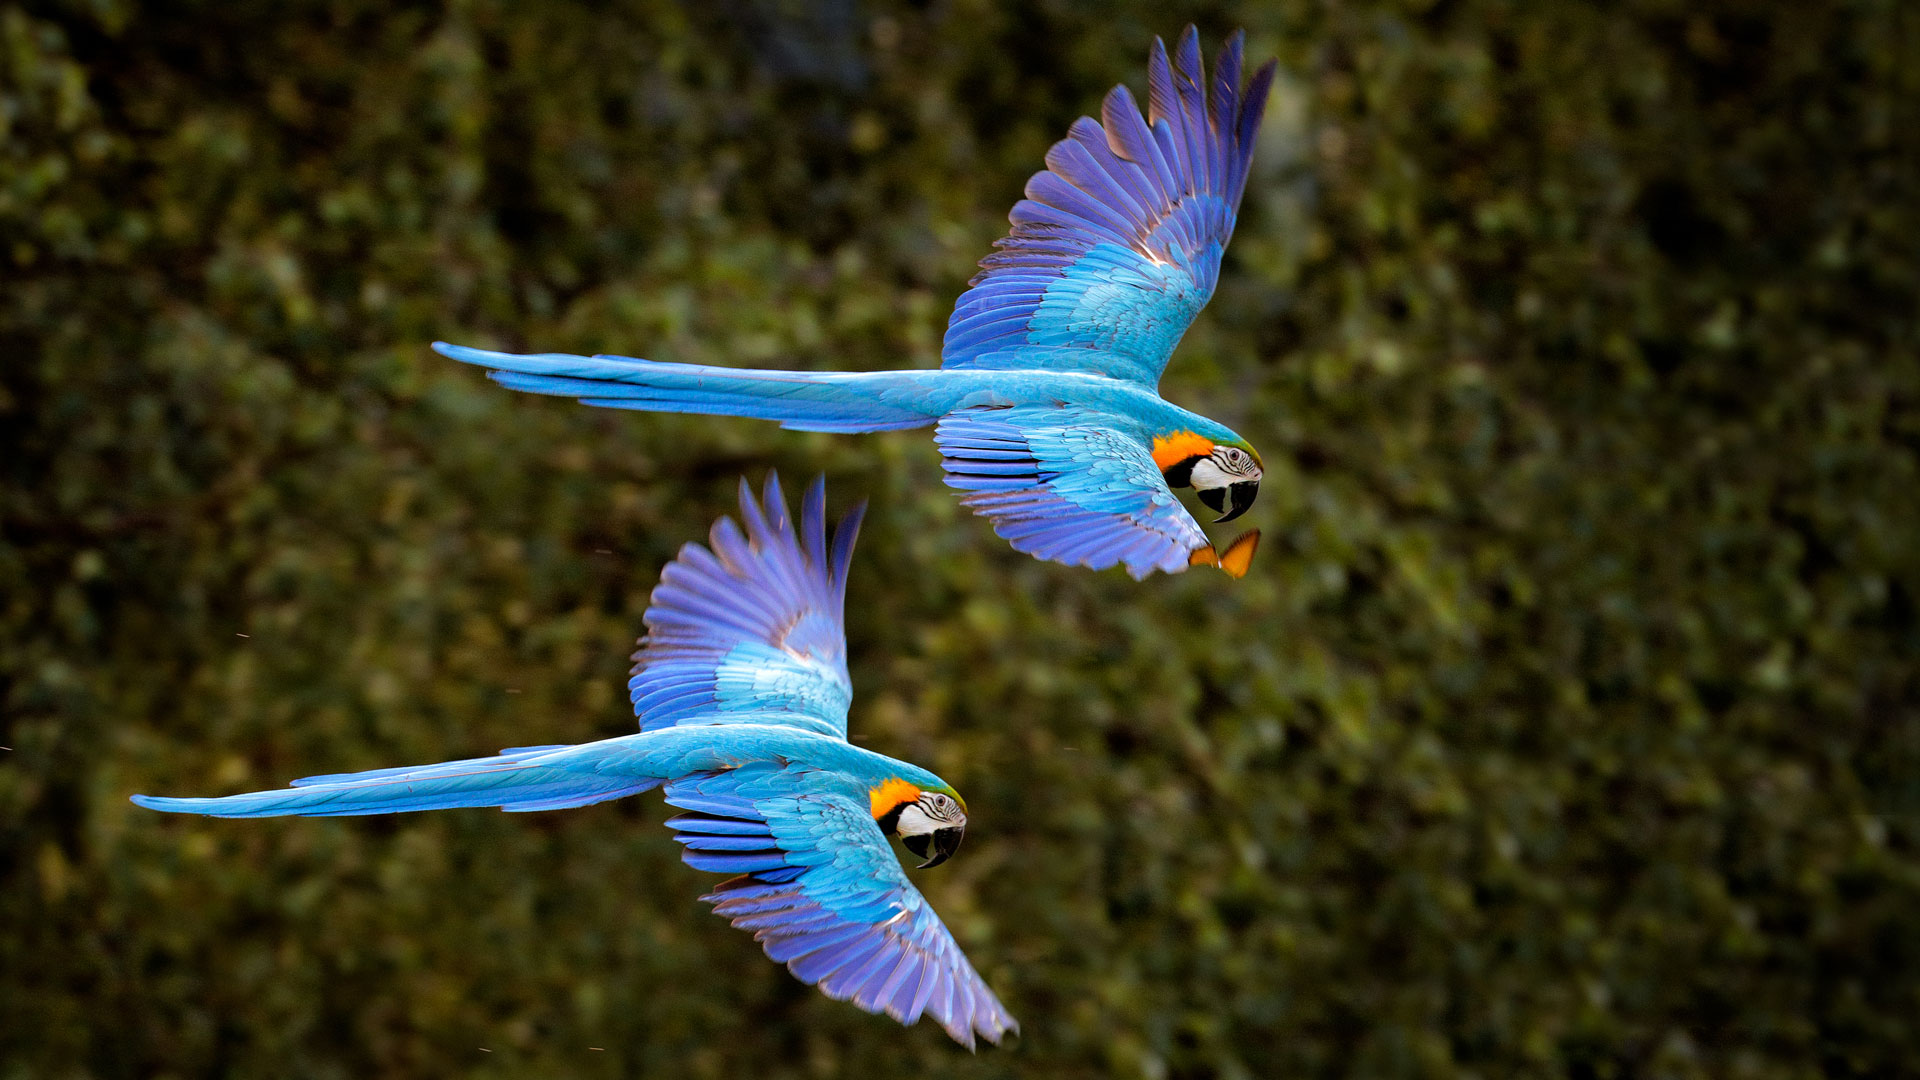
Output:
[
  {"xmin": 434, "ymin": 343, "xmax": 941, "ymax": 434},
  {"xmin": 131, "ymin": 742, "xmax": 661, "ymax": 818}
]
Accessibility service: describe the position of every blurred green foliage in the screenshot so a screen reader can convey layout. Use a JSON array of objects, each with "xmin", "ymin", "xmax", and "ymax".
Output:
[{"xmin": 4, "ymin": 0, "xmax": 1919, "ymax": 1076}]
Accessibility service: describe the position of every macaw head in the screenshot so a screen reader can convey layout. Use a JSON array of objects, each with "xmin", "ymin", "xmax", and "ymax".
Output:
[
  {"xmin": 1153, "ymin": 432, "xmax": 1264, "ymax": 523},
  {"xmin": 870, "ymin": 778, "xmax": 968, "ymax": 869}
]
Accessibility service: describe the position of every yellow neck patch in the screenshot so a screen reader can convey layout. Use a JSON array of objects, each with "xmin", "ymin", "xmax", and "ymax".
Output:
[
  {"xmin": 869, "ymin": 778, "xmax": 922, "ymax": 819},
  {"xmin": 1152, "ymin": 431, "xmax": 1216, "ymax": 471}
]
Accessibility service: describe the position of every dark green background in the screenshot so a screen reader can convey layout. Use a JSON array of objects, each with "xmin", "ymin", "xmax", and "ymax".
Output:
[{"xmin": 5, "ymin": 0, "xmax": 1918, "ymax": 1076}]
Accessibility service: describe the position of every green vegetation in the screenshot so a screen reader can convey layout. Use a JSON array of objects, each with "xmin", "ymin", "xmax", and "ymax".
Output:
[{"xmin": 4, "ymin": 1, "xmax": 1918, "ymax": 1075}]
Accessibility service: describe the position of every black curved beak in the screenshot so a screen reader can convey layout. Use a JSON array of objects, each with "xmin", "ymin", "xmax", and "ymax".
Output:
[
  {"xmin": 1216, "ymin": 480, "xmax": 1259, "ymax": 523},
  {"xmin": 1201, "ymin": 481, "xmax": 1259, "ymax": 523},
  {"xmin": 904, "ymin": 827, "xmax": 965, "ymax": 869}
]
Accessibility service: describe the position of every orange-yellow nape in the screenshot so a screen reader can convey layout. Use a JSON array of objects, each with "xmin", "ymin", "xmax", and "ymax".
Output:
[
  {"xmin": 1152, "ymin": 430, "xmax": 1216, "ymax": 471},
  {"xmin": 869, "ymin": 778, "xmax": 922, "ymax": 819},
  {"xmin": 1188, "ymin": 529, "xmax": 1261, "ymax": 578}
]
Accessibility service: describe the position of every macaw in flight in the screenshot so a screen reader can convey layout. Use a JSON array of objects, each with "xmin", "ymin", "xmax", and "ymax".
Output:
[
  {"xmin": 133, "ymin": 476, "xmax": 1018, "ymax": 1049},
  {"xmin": 436, "ymin": 27, "xmax": 1274, "ymax": 581}
]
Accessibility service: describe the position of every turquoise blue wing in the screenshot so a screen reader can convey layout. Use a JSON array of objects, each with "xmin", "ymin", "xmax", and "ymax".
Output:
[
  {"xmin": 937, "ymin": 405, "xmax": 1209, "ymax": 579},
  {"xmin": 631, "ymin": 474, "xmax": 862, "ymax": 739},
  {"xmin": 663, "ymin": 770, "xmax": 1018, "ymax": 1049},
  {"xmin": 941, "ymin": 27, "xmax": 1276, "ymax": 387}
]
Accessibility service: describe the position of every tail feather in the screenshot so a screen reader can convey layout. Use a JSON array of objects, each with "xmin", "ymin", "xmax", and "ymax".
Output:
[
  {"xmin": 131, "ymin": 743, "xmax": 659, "ymax": 819},
  {"xmin": 287, "ymin": 744, "xmax": 571, "ymax": 787},
  {"xmin": 434, "ymin": 343, "xmax": 938, "ymax": 434}
]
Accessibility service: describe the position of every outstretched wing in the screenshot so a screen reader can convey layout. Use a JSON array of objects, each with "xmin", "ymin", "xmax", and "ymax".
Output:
[
  {"xmin": 630, "ymin": 474, "xmax": 864, "ymax": 739},
  {"xmin": 664, "ymin": 771, "xmax": 1018, "ymax": 1049},
  {"xmin": 936, "ymin": 405, "xmax": 1218, "ymax": 580},
  {"xmin": 941, "ymin": 27, "xmax": 1276, "ymax": 387}
]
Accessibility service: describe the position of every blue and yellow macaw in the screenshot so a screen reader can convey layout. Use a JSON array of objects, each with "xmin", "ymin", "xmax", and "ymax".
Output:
[
  {"xmin": 436, "ymin": 27, "xmax": 1273, "ymax": 580},
  {"xmin": 133, "ymin": 476, "xmax": 1018, "ymax": 1049}
]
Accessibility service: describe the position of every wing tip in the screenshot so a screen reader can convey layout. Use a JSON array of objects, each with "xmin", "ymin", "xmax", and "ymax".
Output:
[
  {"xmin": 1190, "ymin": 528, "xmax": 1260, "ymax": 578},
  {"xmin": 830, "ymin": 497, "xmax": 867, "ymax": 592},
  {"xmin": 759, "ymin": 469, "xmax": 789, "ymax": 533}
]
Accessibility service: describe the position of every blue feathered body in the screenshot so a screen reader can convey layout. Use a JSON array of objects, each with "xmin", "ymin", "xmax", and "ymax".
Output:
[
  {"xmin": 436, "ymin": 347, "xmax": 1245, "ymax": 447},
  {"xmin": 134, "ymin": 476, "xmax": 1018, "ymax": 1048},
  {"xmin": 131, "ymin": 723, "xmax": 944, "ymax": 819},
  {"xmin": 435, "ymin": 27, "xmax": 1276, "ymax": 580}
]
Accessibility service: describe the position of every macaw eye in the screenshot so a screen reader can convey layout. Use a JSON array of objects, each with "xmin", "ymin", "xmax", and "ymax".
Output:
[{"xmin": 1215, "ymin": 448, "xmax": 1258, "ymax": 476}]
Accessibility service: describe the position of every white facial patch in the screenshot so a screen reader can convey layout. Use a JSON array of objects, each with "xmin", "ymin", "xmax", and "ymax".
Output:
[
  {"xmin": 1194, "ymin": 448, "xmax": 1262, "ymax": 489},
  {"xmin": 1190, "ymin": 458, "xmax": 1232, "ymax": 491},
  {"xmin": 896, "ymin": 794, "xmax": 965, "ymax": 836},
  {"xmin": 895, "ymin": 803, "xmax": 938, "ymax": 836}
]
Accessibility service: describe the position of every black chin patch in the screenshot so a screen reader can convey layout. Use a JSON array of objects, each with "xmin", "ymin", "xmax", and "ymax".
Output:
[
  {"xmin": 1163, "ymin": 456, "xmax": 1200, "ymax": 489},
  {"xmin": 903, "ymin": 833, "xmax": 930, "ymax": 859},
  {"xmin": 1197, "ymin": 486, "xmax": 1227, "ymax": 513}
]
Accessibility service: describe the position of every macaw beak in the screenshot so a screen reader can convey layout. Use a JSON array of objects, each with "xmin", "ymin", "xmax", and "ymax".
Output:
[
  {"xmin": 904, "ymin": 827, "xmax": 965, "ymax": 869},
  {"xmin": 1199, "ymin": 481, "xmax": 1259, "ymax": 523},
  {"xmin": 1219, "ymin": 480, "xmax": 1259, "ymax": 523}
]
